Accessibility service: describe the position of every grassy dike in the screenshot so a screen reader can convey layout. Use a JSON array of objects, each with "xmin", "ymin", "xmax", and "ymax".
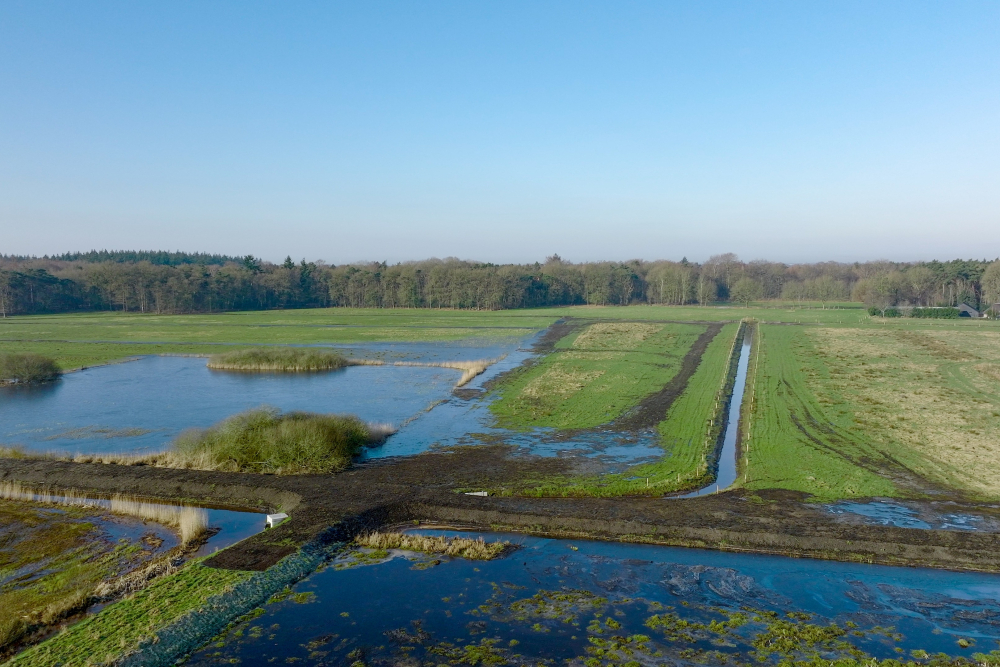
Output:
[
  {"xmin": 7, "ymin": 542, "xmax": 334, "ymax": 667},
  {"xmin": 509, "ymin": 322, "xmax": 744, "ymax": 497}
]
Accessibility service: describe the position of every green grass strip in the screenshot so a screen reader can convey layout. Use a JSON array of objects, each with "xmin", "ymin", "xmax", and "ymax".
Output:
[
  {"xmin": 7, "ymin": 562, "xmax": 251, "ymax": 667},
  {"xmin": 742, "ymin": 325, "xmax": 897, "ymax": 500}
]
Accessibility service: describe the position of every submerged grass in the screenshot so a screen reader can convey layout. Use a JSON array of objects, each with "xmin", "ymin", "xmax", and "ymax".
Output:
[
  {"xmin": 0, "ymin": 353, "xmax": 60, "ymax": 385},
  {"xmin": 207, "ymin": 347, "xmax": 349, "ymax": 371},
  {"xmin": 355, "ymin": 532, "xmax": 512, "ymax": 560}
]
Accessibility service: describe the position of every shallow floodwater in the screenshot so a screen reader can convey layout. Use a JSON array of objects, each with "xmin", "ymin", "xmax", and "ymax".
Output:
[
  {"xmin": 0, "ymin": 355, "xmax": 466, "ymax": 455},
  {"xmin": 826, "ymin": 500, "xmax": 999, "ymax": 533},
  {"xmin": 184, "ymin": 531, "xmax": 1000, "ymax": 666},
  {"xmin": 0, "ymin": 335, "xmax": 664, "ymax": 466}
]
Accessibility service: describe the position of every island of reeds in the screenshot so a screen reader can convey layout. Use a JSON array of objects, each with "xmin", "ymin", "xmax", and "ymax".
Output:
[
  {"xmin": 354, "ymin": 532, "xmax": 513, "ymax": 560},
  {"xmin": 154, "ymin": 407, "xmax": 393, "ymax": 474},
  {"xmin": 0, "ymin": 353, "xmax": 61, "ymax": 385},
  {"xmin": 207, "ymin": 347, "xmax": 349, "ymax": 372}
]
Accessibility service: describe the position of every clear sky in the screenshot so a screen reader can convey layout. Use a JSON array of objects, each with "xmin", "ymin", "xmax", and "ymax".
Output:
[{"xmin": 1, "ymin": 1, "xmax": 998, "ymax": 264}]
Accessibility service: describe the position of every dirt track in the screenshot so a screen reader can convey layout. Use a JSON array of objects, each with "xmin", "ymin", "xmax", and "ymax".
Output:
[{"xmin": 2, "ymin": 446, "xmax": 1000, "ymax": 574}]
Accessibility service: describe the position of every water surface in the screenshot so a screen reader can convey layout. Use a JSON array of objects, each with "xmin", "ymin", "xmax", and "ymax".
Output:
[{"xmin": 184, "ymin": 531, "xmax": 1000, "ymax": 666}]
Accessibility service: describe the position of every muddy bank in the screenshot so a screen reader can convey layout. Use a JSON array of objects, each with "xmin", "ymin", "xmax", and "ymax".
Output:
[{"xmin": 3, "ymin": 447, "xmax": 1000, "ymax": 574}]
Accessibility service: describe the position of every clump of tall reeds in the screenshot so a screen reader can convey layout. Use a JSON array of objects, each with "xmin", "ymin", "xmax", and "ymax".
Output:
[
  {"xmin": 0, "ymin": 353, "xmax": 61, "ymax": 385},
  {"xmin": 207, "ymin": 347, "xmax": 349, "ymax": 372},
  {"xmin": 0, "ymin": 481, "xmax": 207, "ymax": 543},
  {"xmin": 162, "ymin": 407, "xmax": 390, "ymax": 474},
  {"xmin": 355, "ymin": 531, "xmax": 512, "ymax": 560}
]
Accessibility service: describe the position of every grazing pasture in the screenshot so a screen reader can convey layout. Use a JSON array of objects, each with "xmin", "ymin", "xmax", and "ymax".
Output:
[
  {"xmin": 744, "ymin": 320, "xmax": 1000, "ymax": 499},
  {"xmin": 490, "ymin": 321, "xmax": 706, "ymax": 430}
]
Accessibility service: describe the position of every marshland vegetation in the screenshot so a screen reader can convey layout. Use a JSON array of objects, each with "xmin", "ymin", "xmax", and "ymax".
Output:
[
  {"xmin": 207, "ymin": 347, "xmax": 349, "ymax": 371},
  {"xmin": 7, "ymin": 560, "xmax": 252, "ymax": 667},
  {"xmin": 0, "ymin": 481, "xmax": 208, "ymax": 543},
  {"xmin": 0, "ymin": 498, "xmax": 190, "ymax": 657},
  {"xmin": 157, "ymin": 407, "xmax": 389, "ymax": 474},
  {"xmin": 354, "ymin": 531, "xmax": 512, "ymax": 560},
  {"xmin": 0, "ymin": 353, "xmax": 60, "ymax": 385}
]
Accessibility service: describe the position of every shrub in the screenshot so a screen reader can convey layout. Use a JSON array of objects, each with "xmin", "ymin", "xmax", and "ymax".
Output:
[
  {"xmin": 0, "ymin": 353, "xmax": 60, "ymax": 384},
  {"xmin": 168, "ymin": 407, "xmax": 376, "ymax": 474},
  {"xmin": 207, "ymin": 347, "xmax": 348, "ymax": 372},
  {"xmin": 910, "ymin": 307, "xmax": 960, "ymax": 319}
]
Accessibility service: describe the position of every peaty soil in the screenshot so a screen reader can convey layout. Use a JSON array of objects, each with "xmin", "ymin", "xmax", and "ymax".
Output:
[{"xmin": 2, "ymin": 445, "xmax": 1000, "ymax": 574}]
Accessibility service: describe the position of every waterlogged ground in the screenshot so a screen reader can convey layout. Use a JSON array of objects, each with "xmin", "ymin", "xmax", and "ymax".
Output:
[
  {"xmin": 0, "ymin": 335, "xmax": 664, "ymax": 467},
  {"xmin": 185, "ymin": 532, "xmax": 1000, "ymax": 666},
  {"xmin": 0, "ymin": 500, "xmax": 178, "ymax": 648}
]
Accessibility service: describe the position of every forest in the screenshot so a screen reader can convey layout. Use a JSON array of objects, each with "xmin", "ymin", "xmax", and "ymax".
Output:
[{"xmin": 1, "ymin": 251, "xmax": 998, "ymax": 316}]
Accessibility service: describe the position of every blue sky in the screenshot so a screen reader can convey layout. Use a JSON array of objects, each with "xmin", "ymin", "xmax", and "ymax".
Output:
[{"xmin": 1, "ymin": 1, "xmax": 998, "ymax": 264}]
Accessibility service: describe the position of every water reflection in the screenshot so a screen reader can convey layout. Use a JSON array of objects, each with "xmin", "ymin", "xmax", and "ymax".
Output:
[{"xmin": 184, "ymin": 530, "xmax": 1000, "ymax": 666}]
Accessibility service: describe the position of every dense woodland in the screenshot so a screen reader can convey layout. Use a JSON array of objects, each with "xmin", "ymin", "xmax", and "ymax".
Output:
[{"xmin": 1, "ymin": 251, "xmax": 999, "ymax": 316}]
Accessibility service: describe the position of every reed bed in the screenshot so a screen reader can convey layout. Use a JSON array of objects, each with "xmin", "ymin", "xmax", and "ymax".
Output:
[
  {"xmin": 2, "ymin": 409, "xmax": 396, "ymax": 474},
  {"xmin": 158, "ymin": 407, "xmax": 389, "ymax": 474},
  {"xmin": 207, "ymin": 347, "xmax": 349, "ymax": 372},
  {"xmin": 352, "ymin": 356, "xmax": 504, "ymax": 387},
  {"xmin": 355, "ymin": 531, "xmax": 512, "ymax": 560},
  {"xmin": 0, "ymin": 481, "xmax": 207, "ymax": 543}
]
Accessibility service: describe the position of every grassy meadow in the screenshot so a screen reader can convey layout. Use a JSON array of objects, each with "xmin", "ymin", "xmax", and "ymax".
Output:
[
  {"xmin": 519, "ymin": 322, "xmax": 743, "ymax": 497},
  {"xmin": 490, "ymin": 321, "xmax": 707, "ymax": 430},
  {"xmin": 4, "ymin": 305, "xmax": 1000, "ymax": 500},
  {"xmin": 0, "ymin": 303, "xmax": 861, "ymax": 371},
  {"xmin": 742, "ymin": 319, "xmax": 1000, "ymax": 500}
]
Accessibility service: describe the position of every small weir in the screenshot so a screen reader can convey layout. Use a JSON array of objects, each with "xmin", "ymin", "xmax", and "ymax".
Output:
[{"xmin": 676, "ymin": 333, "xmax": 752, "ymax": 498}]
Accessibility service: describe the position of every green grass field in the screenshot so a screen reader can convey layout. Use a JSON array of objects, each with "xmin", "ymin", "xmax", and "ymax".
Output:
[
  {"xmin": 0, "ymin": 303, "xmax": 865, "ymax": 371},
  {"xmin": 489, "ymin": 321, "xmax": 707, "ymax": 430},
  {"xmin": 742, "ymin": 319, "xmax": 1000, "ymax": 500},
  {"xmin": 7, "ymin": 560, "xmax": 250, "ymax": 667},
  {"xmin": 5, "ymin": 306, "xmax": 1000, "ymax": 501}
]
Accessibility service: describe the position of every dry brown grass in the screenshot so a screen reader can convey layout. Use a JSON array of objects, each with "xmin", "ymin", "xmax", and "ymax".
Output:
[
  {"xmin": 0, "ymin": 482, "xmax": 208, "ymax": 543},
  {"xmin": 572, "ymin": 322, "xmax": 663, "ymax": 350},
  {"xmin": 808, "ymin": 326, "xmax": 1000, "ymax": 496},
  {"xmin": 351, "ymin": 357, "xmax": 505, "ymax": 387},
  {"xmin": 520, "ymin": 366, "xmax": 605, "ymax": 400},
  {"xmin": 355, "ymin": 531, "xmax": 512, "ymax": 560}
]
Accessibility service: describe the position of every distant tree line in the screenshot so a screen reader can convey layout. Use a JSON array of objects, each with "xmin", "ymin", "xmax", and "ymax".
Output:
[{"xmin": 1, "ymin": 251, "xmax": 998, "ymax": 317}]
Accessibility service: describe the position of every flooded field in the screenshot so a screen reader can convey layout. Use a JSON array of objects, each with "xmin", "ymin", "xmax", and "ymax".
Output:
[
  {"xmin": 185, "ymin": 530, "xmax": 1000, "ymax": 666},
  {"xmin": 0, "ymin": 336, "xmax": 666, "ymax": 467}
]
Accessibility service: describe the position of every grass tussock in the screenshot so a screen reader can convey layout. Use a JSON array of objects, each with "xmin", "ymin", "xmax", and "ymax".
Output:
[
  {"xmin": 0, "ymin": 481, "xmax": 208, "ymax": 543},
  {"xmin": 207, "ymin": 347, "xmax": 349, "ymax": 371},
  {"xmin": 0, "ymin": 353, "xmax": 61, "ymax": 385},
  {"xmin": 161, "ymin": 407, "xmax": 388, "ymax": 474},
  {"xmin": 355, "ymin": 531, "xmax": 512, "ymax": 560}
]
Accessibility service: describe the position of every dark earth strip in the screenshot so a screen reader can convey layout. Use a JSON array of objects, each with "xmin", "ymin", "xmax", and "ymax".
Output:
[
  {"xmin": 3, "ymin": 446, "xmax": 1000, "ymax": 574},
  {"xmin": 614, "ymin": 321, "xmax": 725, "ymax": 430}
]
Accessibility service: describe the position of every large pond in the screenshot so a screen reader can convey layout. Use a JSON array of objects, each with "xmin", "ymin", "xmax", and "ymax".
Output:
[
  {"xmin": 184, "ymin": 531, "xmax": 1000, "ymax": 666},
  {"xmin": 0, "ymin": 336, "xmax": 663, "ymax": 466}
]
